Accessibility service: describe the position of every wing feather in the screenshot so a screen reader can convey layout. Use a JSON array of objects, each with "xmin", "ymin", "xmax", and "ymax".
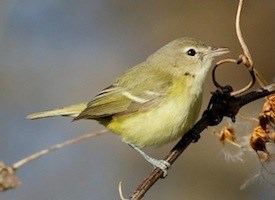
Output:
[{"xmin": 74, "ymin": 63, "xmax": 173, "ymax": 120}]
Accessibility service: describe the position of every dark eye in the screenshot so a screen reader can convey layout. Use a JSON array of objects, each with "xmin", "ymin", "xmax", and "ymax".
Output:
[{"xmin": 187, "ymin": 49, "xmax": 196, "ymax": 56}]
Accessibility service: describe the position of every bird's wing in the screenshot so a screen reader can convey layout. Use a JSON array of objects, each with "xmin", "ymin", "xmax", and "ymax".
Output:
[{"xmin": 74, "ymin": 64, "xmax": 173, "ymax": 120}]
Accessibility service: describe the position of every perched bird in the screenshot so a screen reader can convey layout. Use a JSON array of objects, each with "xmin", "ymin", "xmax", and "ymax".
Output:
[{"xmin": 27, "ymin": 37, "xmax": 229, "ymax": 175}]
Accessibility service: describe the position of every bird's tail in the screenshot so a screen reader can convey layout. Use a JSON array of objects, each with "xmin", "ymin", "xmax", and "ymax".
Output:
[{"xmin": 26, "ymin": 102, "xmax": 88, "ymax": 120}]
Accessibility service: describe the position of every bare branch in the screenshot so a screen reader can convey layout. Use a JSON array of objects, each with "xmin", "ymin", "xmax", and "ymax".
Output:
[
  {"xmin": 236, "ymin": 0, "xmax": 253, "ymax": 67},
  {"xmin": 235, "ymin": 0, "xmax": 267, "ymax": 88},
  {"xmin": 119, "ymin": 181, "xmax": 129, "ymax": 200},
  {"xmin": 212, "ymin": 0, "xmax": 257, "ymax": 96},
  {"xmin": 0, "ymin": 129, "xmax": 107, "ymax": 192},
  {"xmin": 212, "ymin": 0, "xmax": 268, "ymax": 97},
  {"xmin": 12, "ymin": 129, "xmax": 107, "ymax": 170}
]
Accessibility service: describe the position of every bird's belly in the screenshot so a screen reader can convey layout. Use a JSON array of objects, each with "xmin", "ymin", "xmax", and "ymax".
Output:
[{"xmin": 107, "ymin": 94, "xmax": 202, "ymax": 148}]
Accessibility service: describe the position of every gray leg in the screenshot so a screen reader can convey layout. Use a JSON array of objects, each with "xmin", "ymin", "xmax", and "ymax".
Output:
[{"xmin": 128, "ymin": 143, "xmax": 170, "ymax": 177}]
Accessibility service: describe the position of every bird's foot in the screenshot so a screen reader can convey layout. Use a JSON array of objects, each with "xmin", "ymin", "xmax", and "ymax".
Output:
[
  {"xmin": 150, "ymin": 159, "xmax": 170, "ymax": 178},
  {"xmin": 127, "ymin": 143, "xmax": 171, "ymax": 177}
]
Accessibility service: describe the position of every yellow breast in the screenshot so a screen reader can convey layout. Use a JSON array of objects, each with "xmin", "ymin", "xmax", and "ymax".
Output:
[{"xmin": 107, "ymin": 78, "xmax": 203, "ymax": 148}]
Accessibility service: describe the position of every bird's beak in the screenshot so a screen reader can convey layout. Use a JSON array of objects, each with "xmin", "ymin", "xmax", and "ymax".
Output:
[{"xmin": 209, "ymin": 47, "xmax": 230, "ymax": 57}]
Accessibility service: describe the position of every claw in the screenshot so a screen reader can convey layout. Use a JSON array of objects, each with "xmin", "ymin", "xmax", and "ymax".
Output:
[{"xmin": 151, "ymin": 159, "xmax": 170, "ymax": 177}]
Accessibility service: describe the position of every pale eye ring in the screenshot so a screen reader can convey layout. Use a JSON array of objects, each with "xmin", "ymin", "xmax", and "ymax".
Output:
[{"xmin": 186, "ymin": 48, "xmax": 197, "ymax": 56}]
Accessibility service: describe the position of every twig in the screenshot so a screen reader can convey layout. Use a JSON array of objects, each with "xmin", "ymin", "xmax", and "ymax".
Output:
[
  {"xmin": 235, "ymin": 0, "xmax": 267, "ymax": 88},
  {"xmin": 211, "ymin": 0, "xmax": 256, "ymax": 96},
  {"xmin": 212, "ymin": 57, "xmax": 256, "ymax": 96},
  {"xmin": 236, "ymin": 0, "xmax": 253, "ymax": 68},
  {"xmin": 212, "ymin": 58, "xmax": 239, "ymax": 89},
  {"xmin": 1, "ymin": 129, "xmax": 107, "ymax": 191},
  {"xmin": 12, "ymin": 129, "xmax": 107, "ymax": 170},
  {"xmin": 212, "ymin": 0, "xmax": 267, "ymax": 96},
  {"xmin": 119, "ymin": 181, "xmax": 129, "ymax": 200},
  {"xmin": 235, "ymin": 0, "xmax": 267, "ymax": 89},
  {"xmin": 129, "ymin": 84, "xmax": 275, "ymax": 200}
]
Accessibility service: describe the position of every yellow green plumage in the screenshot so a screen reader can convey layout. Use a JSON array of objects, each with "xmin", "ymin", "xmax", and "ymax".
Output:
[{"xmin": 27, "ymin": 37, "xmax": 229, "ymax": 149}]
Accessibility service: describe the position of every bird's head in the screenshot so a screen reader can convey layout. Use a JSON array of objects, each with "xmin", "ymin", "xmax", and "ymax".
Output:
[{"xmin": 147, "ymin": 37, "xmax": 229, "ymax": 77}]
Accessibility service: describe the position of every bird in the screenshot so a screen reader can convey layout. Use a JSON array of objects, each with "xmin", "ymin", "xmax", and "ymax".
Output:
[{"xmin": 27, "ymin": 37, "xmax": 229, "ymax": 175}]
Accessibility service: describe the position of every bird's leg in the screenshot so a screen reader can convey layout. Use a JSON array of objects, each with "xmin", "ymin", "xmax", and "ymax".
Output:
[{"xmin": 128, "ymin": 143, "xmax": 170, "ymax": 177}]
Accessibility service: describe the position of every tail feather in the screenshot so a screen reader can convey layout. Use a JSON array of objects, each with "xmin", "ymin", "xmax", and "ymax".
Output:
[{"xmin": 26, "ymin": 102, "xmax": 88, "ymax": 120}]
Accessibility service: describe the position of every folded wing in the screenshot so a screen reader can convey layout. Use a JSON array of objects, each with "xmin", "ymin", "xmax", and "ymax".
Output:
[{"xmin": 74, "ymin": 64, "xmax": 173, "ymax": 120}]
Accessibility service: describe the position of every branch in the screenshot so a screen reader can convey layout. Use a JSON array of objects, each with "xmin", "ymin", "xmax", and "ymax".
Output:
[
  {"xmin": 130, "ymin": 84, "xmax": 275, "ymax": 200},
  {"xmin": 212, "ymin": 0, "xmax": 256, "ymax": 97},
  {"xmin": 0, "ymin": 130, "xmax": 106, "ymax": 191},
  {"xmin": 235, "ymin": 0, "xmax": 267, "ymax": 88},
  {"xmin": 236, "ymin": 0, "xmax": 253, "ymax": 67},
  {"xmin": 213, "ymin": 0, "xmax": 267, "ymax": 97},
  {"xmin": 12, "ymin": 129, "xmax": 107, "ymax": 170}
]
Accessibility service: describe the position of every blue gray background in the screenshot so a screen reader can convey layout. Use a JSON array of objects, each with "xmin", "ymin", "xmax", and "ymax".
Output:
[{"xmin": 0, "ymin": 1, "xmax": 274, "ymax": 199}]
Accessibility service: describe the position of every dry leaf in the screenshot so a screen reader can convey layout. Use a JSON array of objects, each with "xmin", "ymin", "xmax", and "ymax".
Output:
[{"xmin": 0, "ymin": 161, "xmax": 20, "ymax": 191}]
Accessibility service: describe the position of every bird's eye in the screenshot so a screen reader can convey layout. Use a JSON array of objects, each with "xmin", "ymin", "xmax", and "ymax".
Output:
[{"xmin": 186, "ymin": 49, "xmax": 196, "ymax": 56}]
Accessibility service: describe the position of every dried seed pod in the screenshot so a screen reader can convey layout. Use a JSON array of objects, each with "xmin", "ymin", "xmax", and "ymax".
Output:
[
  {"xmin": 219, "ymin": 127, "xmax": 236, "ymax": 145},
  {"xmin": 0, "ymin": 161, "xmax": 20, "ymax": 191},
  {"xmin": 249, "ymin": 126, "xmax": 270, "ymax": 155},
  {"xmin": 260, "ymin": 95, "xmax": 275, "ymax": 127},
  {"xmin": 269, "ymin": 132, "xmax": 275, "ymax": 143}
]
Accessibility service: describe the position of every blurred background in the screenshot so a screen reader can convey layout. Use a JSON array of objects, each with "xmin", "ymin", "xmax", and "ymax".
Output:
[{"xmin": 0, "ymin": 0, "xmax": 274, "ymax": 199}]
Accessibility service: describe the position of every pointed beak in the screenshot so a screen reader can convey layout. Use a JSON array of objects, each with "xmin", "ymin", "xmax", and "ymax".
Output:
[{"xmin": 208, "ymin": 47, "xmax": 230, "ymax": 57}]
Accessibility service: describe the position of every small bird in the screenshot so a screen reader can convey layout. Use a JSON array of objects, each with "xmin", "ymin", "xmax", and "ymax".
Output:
[{"xmin": 27, "ymin": 37, "xmax": 229, "ymax": 175}]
